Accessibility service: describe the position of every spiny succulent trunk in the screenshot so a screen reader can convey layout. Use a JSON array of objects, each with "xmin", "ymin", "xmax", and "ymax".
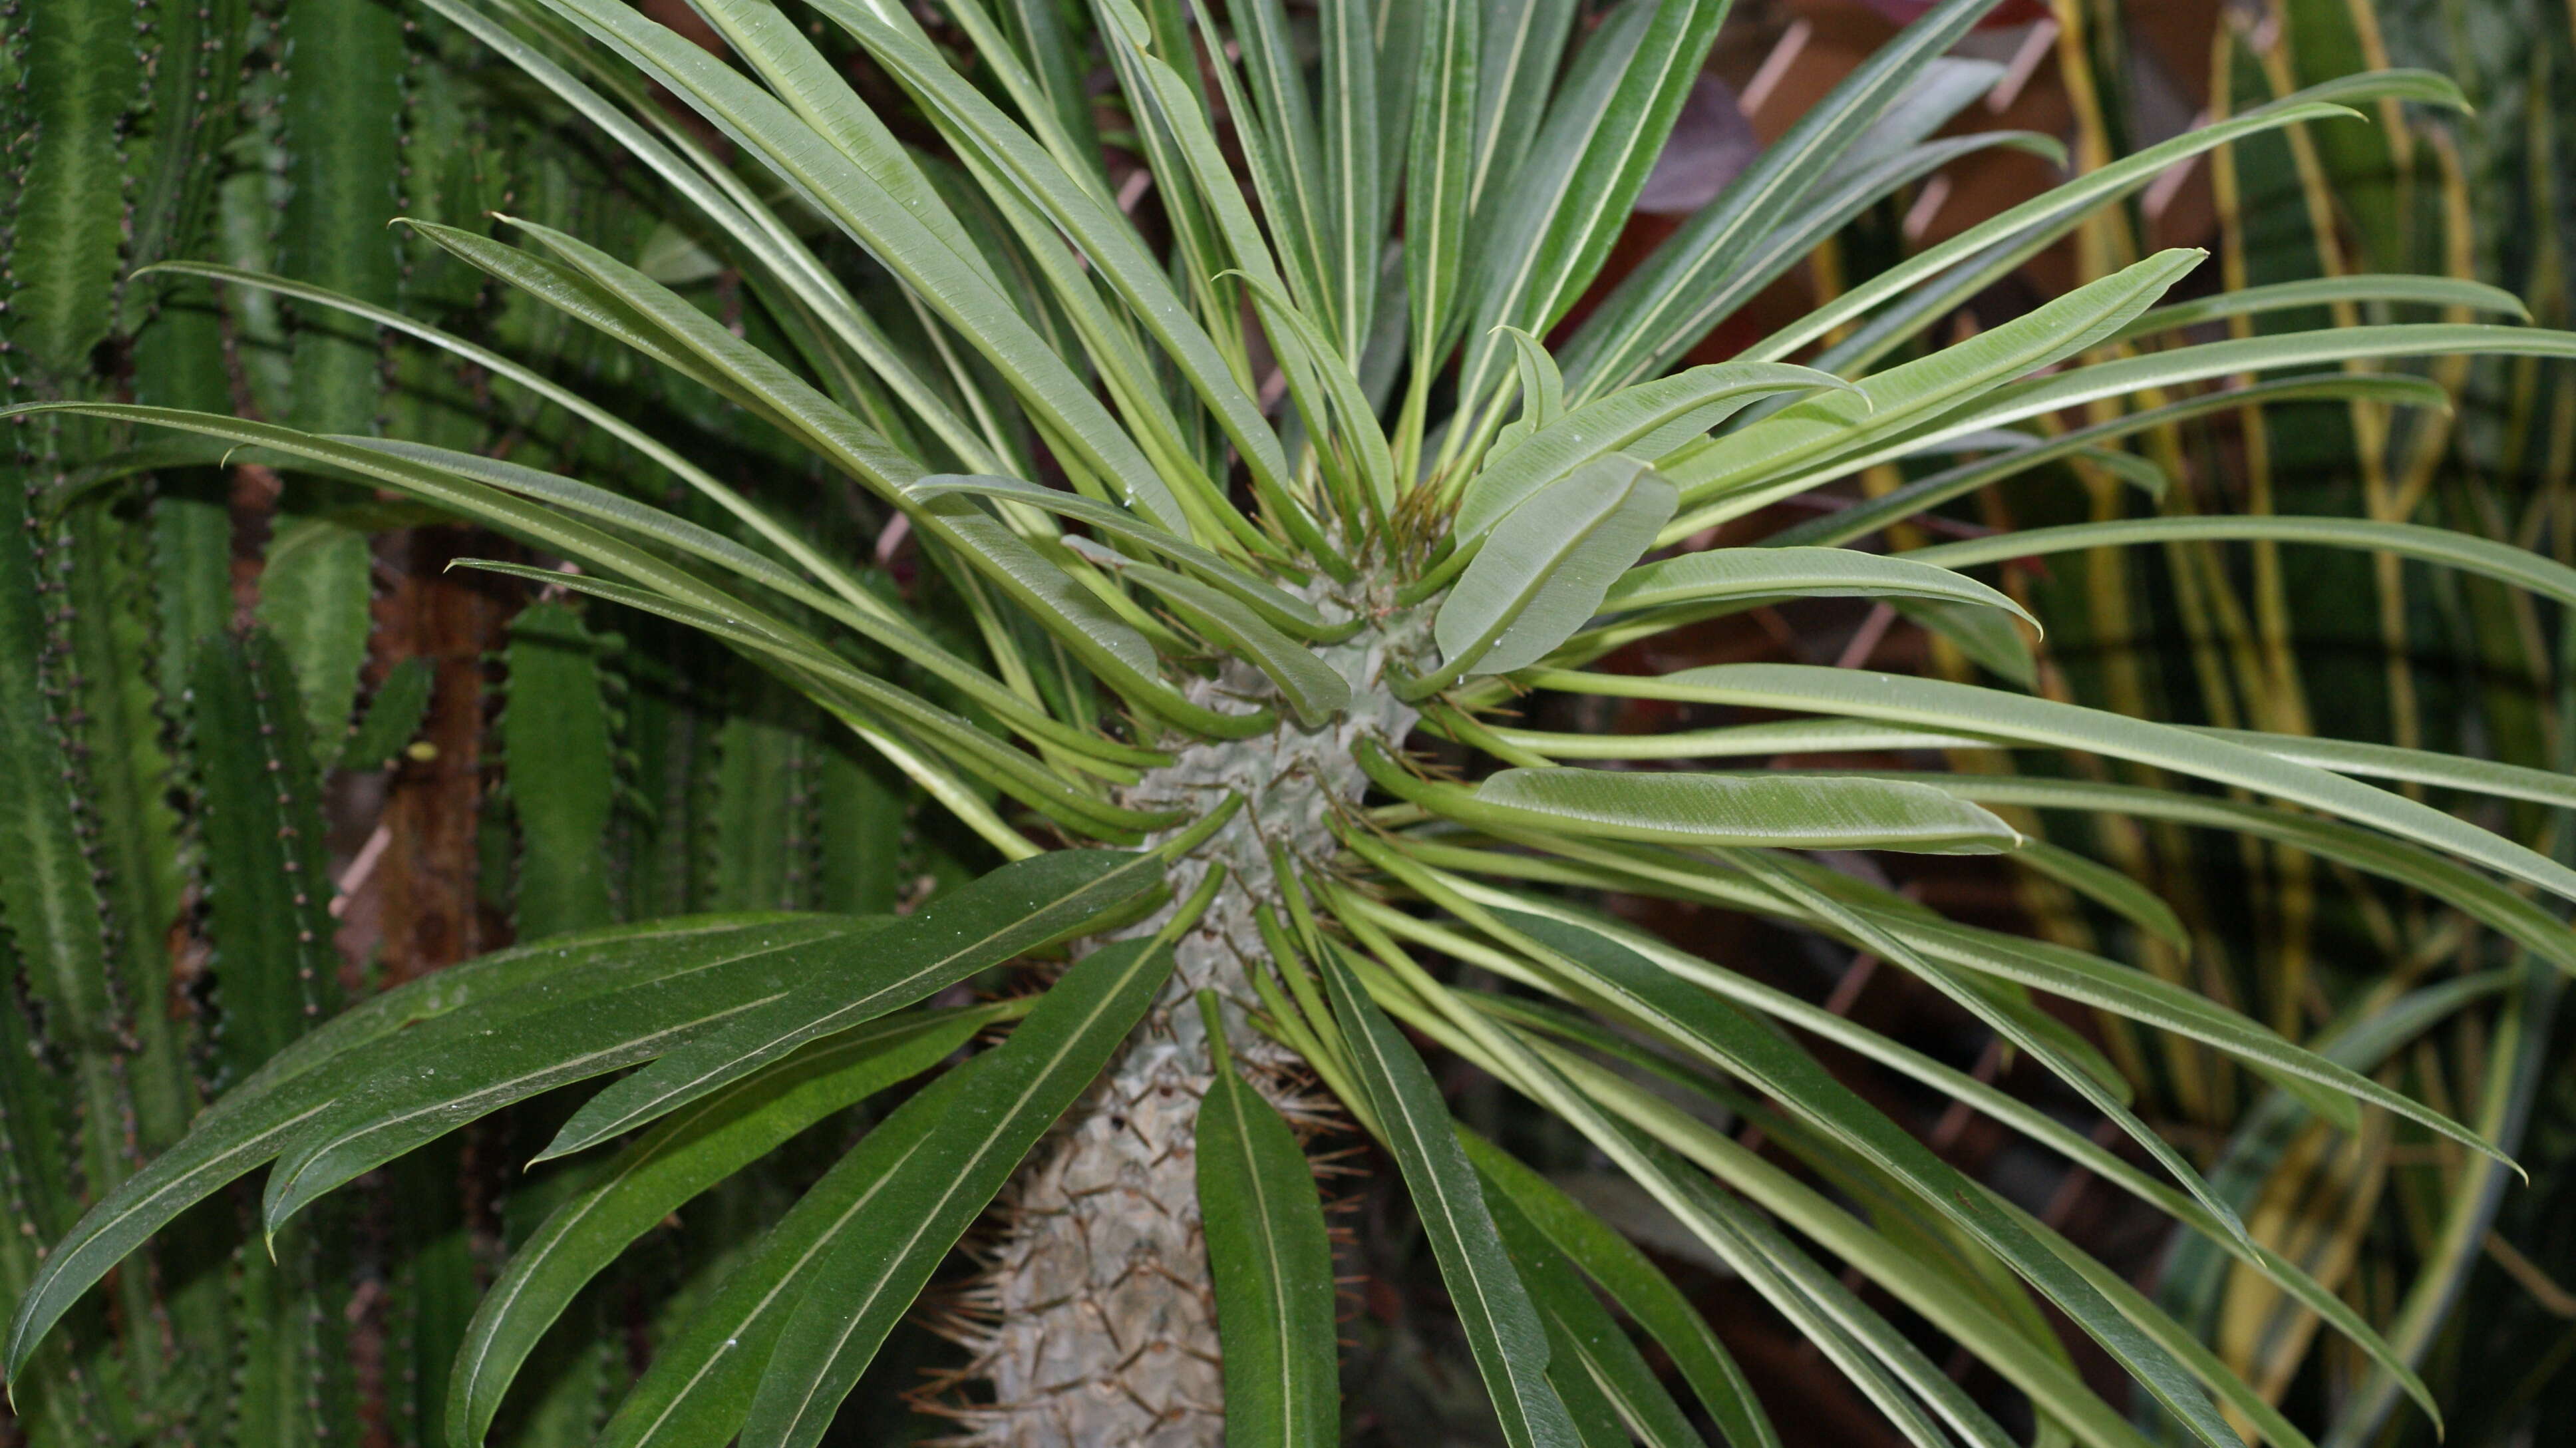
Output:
[
  {"xmin": 956, "ymin": 607, "xmax": 1419, "ymax": 1446},
  {"xmin": 953, "ymin": 918, "xmax": 1239, "ymax": 1445}
]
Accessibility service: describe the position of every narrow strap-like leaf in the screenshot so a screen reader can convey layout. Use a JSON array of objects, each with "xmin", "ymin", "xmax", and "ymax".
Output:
[
  {"xmin": 1404, "ymin": 0, "xmax": 1480, "ymax": 379},
  {"xmin": 1196, "ymin": 996, "xmax": 1340, "ymax": 1448},
  {"xmin": 445, "ymin": 1005, "xmax": 1001, "ymax": 1446},
  {"xmin": 1603, "ymin": 546, "xmax": 2036, "ymax": 630},
  {"xmin": 1905, "ymin": 512, "xmax": 2576, "ymax": 611},
  {"xmin": 1434, "ymin": 870, "xmax": 2437, "ymax": 1423},
  {"xmin": 1462, "ymin": 1133, "xmax": 1778, "ymax": 1448},
  {"xmin": 1317, "ymin": 948, "xmax": 1581, "ymax": 1448},
  {"xmin": 1560, "ymin": 0, "xmax": 2004, "ymax": 399},
  {"xmin": 520, "ymin": 0, "xmax": 1194, "ymax": 532},
  {"xmin": 1661, "ymin": 249, "xmax": 2205, "ymax": 512},
  {"xmin": 2106, "ymin": 272, "xmax": 2528, "ymax": 343},
  {"xmin": 1381, "ymin": 756, "xmax": 2020, "ymax": 854},
  {"xmin": 1524, "ymin": 662, "xmax": 2576, "ymax": 908},
  {"xmin": 740, "ymin": 938, "xmax": 1175, "ymax": 1448},
  {"xmin": 1120, "ymin": 562, "xmax": 1351, "ymax": 727},
  {"xmin": 1452, "ymin": 0, "xmax": 1727, "ymax": 422},
  {"xmin": 593, "ymin": 1052, "xmax": 999, "ymax": 1448},
  {"xmin": 542, "ymin": 850, "xmax": 1167, "ymax": 1160},
  {"xmin": 1763, "ymin": 374, "xmax": 2450, "ymax": 548},
  {"xmin": 2, "ymin": 916, "xmax": 856, "ymax": 1377},
  {"xmin": 1484, "ymin": 1185, "xmax": 1712, "ymax": 1448},
  {"xmin": 908, "ymin": 474, "xmax": 1338, "ymax": 638}
]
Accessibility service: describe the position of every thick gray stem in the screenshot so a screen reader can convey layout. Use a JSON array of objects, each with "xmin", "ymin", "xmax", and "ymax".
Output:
[{"xmin": 954, "ymin": 606, "xmax": 1418, "ymax": 1445}]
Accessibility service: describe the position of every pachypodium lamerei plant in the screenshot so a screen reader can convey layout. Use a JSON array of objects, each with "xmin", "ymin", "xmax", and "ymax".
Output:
[{"xmin": 11, "ymin": 0, "xmax": 2576, "ymax": 1445}]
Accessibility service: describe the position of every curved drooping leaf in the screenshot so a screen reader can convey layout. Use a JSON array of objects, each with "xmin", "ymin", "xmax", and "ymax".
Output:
[
  {"xmin": 2009, "ymin": 840, "xmax": 2190, "ymax": 949},
  {"xmin": 446, "ymin": 1004, "xmax": 1004, "ymax": 1446},
  {"xmin": 1764, "ymin": 374, "xmax": 2451, "ymax": 548},
  {"xmin": 1446, "ymin": 768, "xmax": 2022, "ymax": 853},
  {"xmin": 2107, "ymin": 273, "xmax": 2529, "ymax": 344},
  {"xmin": 3, "ymin": 916, "xmax": 868, "ymax": 1377},
  {"xmin": 1195, "ymin": 995, "xmax": 1340, "ymax": 1448},
  {"xmin": 1317, "ymin": 946, "xmax": 1581, "ymax": 1448},
  {"xmin": 257, "ymin": 922, "xmax": 915, "ymax": 1232},
  {"xmin": 1488, "ymin": 1185, "xmax": 1710, "ymax": 1448},
  {"xmin": 1904, "ymin": 513, "xmax": 2576, "ymax": 611},
  {"xmin": 907, "ymin": 474, "xmax": 1339, "ymax": 639},
  {"xmin": 593, "ymin": 1051, "xmax": 997, "ymax": 1448},
  {"xmin": 1560, "ymin": 0, "xmax": 2009, "ymax": 398},
  {"xmin": 2187, "ymin": 727, "xmax": 2576, "ymax": 810},
  {"xmin": 740, "ymin": 937, "xmax": 1174, "ymax": 1448},
  {"xmin": 1522, "ymin": 663, "xmax": 2576, "ymax": 906},
  {"xmin": 519, "ymin": 0, "xmax": 1198, "ymax": 532},
  {"xmin": 1660, "ymin": 249, "xmax": 2205, "ymax": 515},
  {"xmin": 1359, "ymin": 950, "xmax": 2109, "ymax": 1448},
  {"xmin": 1462, "ymin": 1133, "xmax": 1779, "ymax": 1448},
  {"xmin": 1603, "ymin": 546, "xmax": 2036, "ymax": 629},
  {"xmin": 1877, "ymin": 771, "xmax": 2576, "ymax": 978},
  {"xmin": 1426, "ymin": 868, "xmax": 2436, "ymax": 1419},
  {"xmin": 544, "ymin": 849, "xmax": 1168, "ymax": 1161}
]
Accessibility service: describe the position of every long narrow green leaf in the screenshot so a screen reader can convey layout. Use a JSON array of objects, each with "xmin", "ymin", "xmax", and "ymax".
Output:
[
  {"xmin": 2009, "ymin": 840, "xmax": 2189, "ymax": 948},
  {"xmin": 1384, "ymin": 755, "xmax": 2019, "ymax": 853},
  {"xmin": 256, "ymin": 926, "xmax": 926, "ymax": 1233},
  {"xmin": 1427, "ymin": 868, "xmax": 2438, "ymax": 1420},
  {"xmin": 1718, "ymin": 328, "xmax": 2576, "ymax": 534},
  {"xmin": 1524, "ymin": 663, "xmax": 2576, "ymax": 906},
  {"xmin": 445, "ymin": 1005, "xmax": 1003, "ymax": 1446},
  {"xmin": 1317, "ymin": 948, "xmax": 1579, "ymax": 1448},
  {"xmin": 1351, "ymin": 952, "xmax": 2024, "ymax": 1448},
  {"xmin": 2189, "ymin": 727, "xmax": 2576, "ymax": 809},
  {"xmin": 1196, "ymin": 996, "xmax": 1340, "ymax": 1448},
  {"xmin": 1487, "ymin": 1187, "xmax": 1710, "ymax": 1448},
  {"xmin": 1120, "ymin": 562, "xmax": 1351, "ymax": 727},
  {"xmin": 1764, "ymin": 375, "xmax": 2450, "ymax": 548},
  {"xmin": 907, "ymin": 475, "xmax": 1339, "ymax": 639},
  {"xmin": 1317, "ymin": 0, "xmax": 1378, "ymax": 357},
  {"xmin": 1545, "ymin": 1056, "xmax": 2173, "ymax": 1448},
  {"xmin": 464, "ymin": 220, "xmax": 1197, "ymax": 715},
  {"xmin": 1734, "ymin": 84, "xmax": 2454, "ymax": 365},
  {"xmin": 1874, "ymin": 771, "xmax": 2576, "ymax": 978},
  {"xmin": 338, "ymin": 440, "xmax": 1136, "ymax": 769},
  {"xmin": 1905, "ymin": 512, "xmax": 2576, "ymax": 610},
  {"xmin": 412, "ymin": 0, "xmax": 1001, "ymax": 471},
  {"xmin": 1382, "ymin": 866, "xmax": 2243, "ymax": 1448},
  {"xmin": 2, "ymin": 916, "xmax": 857, "ymax": 1377},
  {"xmin": 542, "ymin": 850, "xmax": 1168, "ymax": 1160},
  {"xmin": 741, "ymin": 938, "xmax": 1174, "ymax": 1448},
  {"xmin": 593, "ymin": 1052, "xmax": 997, "ymax": 1448},
  {"xmin": 806, "ymin": 0, "xmax": 1297, "ymax": 515},
  {"xmin": 1452, "ymin": 0, "xmax": 1727, "ymax": 420},
  {"xmin": 1603, "ymin": 546, "xmax": 2036, "ymax": 628},
  {"xmin": 1559, "ymin": 0, "xmax": 2003, "ymax": 397},
  {"xmin": 1662, "ymin": 249, "xmax": 2205, "ymax": 513},
  {"xmin": 520, "ymin": 0, "xmax": 1192, "ymax": 532},
  {"xmin": 1404, "ymin": 0, "xmax": 1480, "ymax": 379},
  {"xmin": 1465, "ymin": 0, "xmax": 1577, "ymax": 220},
  {"xmin": 1460, "ymin": 1135, "xmax": 1778, "ymax": 1448},
  {"xmin": 450, "ymin": 562, "xmax": 1168, "ymax": 836},
  {"xmin": 2106, "ymin": 273, "xmax": 2528, "ymax": 343}
]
